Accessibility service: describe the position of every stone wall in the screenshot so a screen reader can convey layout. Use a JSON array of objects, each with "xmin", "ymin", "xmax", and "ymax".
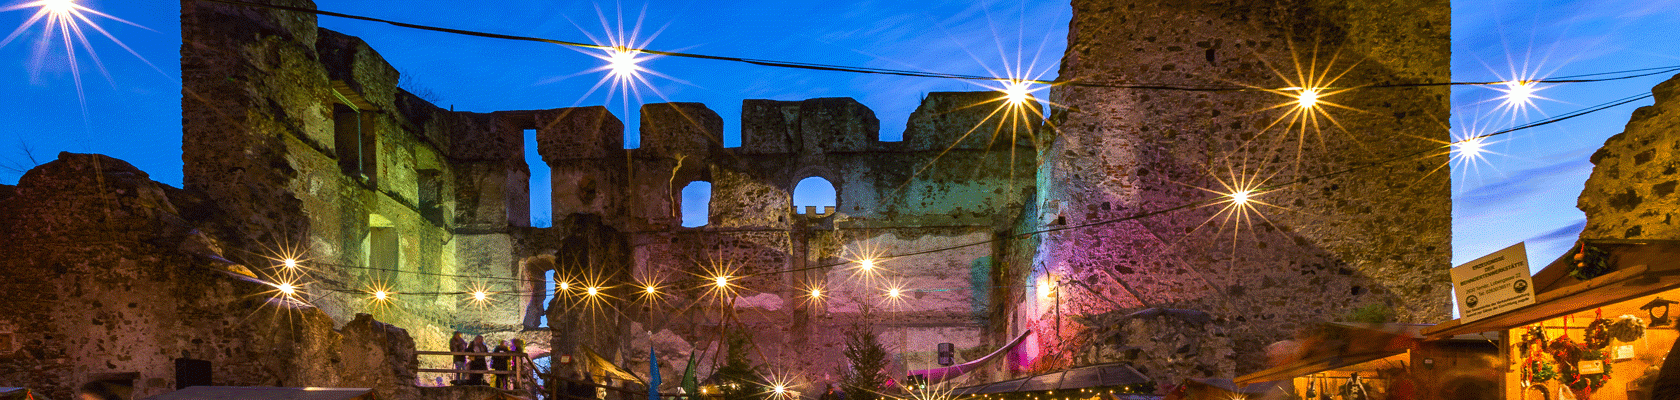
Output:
[
  {"xmin": 181, "ymin": 0, "xmax": 530, "ymax": 370},
  {"xmin": 1031, "ymin": 0, "xmax": 1452, "ymax": 381},
  {"xmin": 1579, "ymin": 74, "xmax": 1680, "ymax": 239},
  {"xmin": 0, "ymin": 0, "xmax": 1458, "ymax": 396},
  {"xmin": 0, "ymin": 153, "xmax": 420, "ymax": 400},
  {"xmin": 523, "ymin": 94, "xmax": 1041, "ymax": 389},
  {"xmin": 181, "ymin": 0, "xmax": 1042, "ymax": 389}
]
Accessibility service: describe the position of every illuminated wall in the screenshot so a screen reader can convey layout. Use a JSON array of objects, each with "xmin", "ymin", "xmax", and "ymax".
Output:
[{"xmin": 1028, "ymin": 0, "xmax": 1453, "ymax": 381}]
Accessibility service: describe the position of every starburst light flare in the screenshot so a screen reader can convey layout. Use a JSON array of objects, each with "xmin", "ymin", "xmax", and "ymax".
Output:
[
  {"xmin": 1228, "ymin": 190, "xmax": 1253, "ymax": 206},
  {"xmin": 1002, "ymin": 80, "xmax": 1033, "ymax": 106},
  {"xmin": 1254, "ymin": 45, "xmax": 1360, "ymax": 165},
  {"xmin": 1185, "ymin": 165, "xmax": 1287, "ymax": 249},
  {"xmin": 1, "ymin": 0, "xmax": 162, "ymax": 114},
  {"xmin": 691, "ymin": 252, "xmax": 747, "ymax": 306},
  {"xmin": 1294, "ymin": 87, "xmax": 1322, "ymax": 110},
  {"xmin": 759, "ymin": 372, "xmax": 800, "ymax": 400},
  {"xmin": 554, "ymin": 2, "xmax": 687, "ymax": 121}
]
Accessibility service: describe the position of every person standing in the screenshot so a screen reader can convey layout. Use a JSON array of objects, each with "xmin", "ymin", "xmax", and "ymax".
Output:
[
  {"xmin": 509, "ymin": 339, "xmax": 526, "ymax": 388},
  {"xmin": 467, "ymin": 335, "xmax": 490, "ymax": 385},
  {"xmin": 492, "ymin": 340, "xmax": 512, "ymax": 389},
  {"xmin": 449, "ymin": 332, "xmax": 468, "ymax": 384}
]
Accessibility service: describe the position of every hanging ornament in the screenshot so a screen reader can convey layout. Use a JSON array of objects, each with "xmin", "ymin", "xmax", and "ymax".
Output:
[
  {"xmin": 1583, "ymin": 318, "xmax": 1611, "ymax": 350},
  {"xmin": 1341, "ymin": 373, "xmax": 1369, "ymax": 400},
  {"xmin": 1607, "ymin": 314, "xmax": 1647, "ymax": 342},
  {"xmin": 1568, "ymin": 243, "xmax": 1612, "ymax": 281},
  {"xmin": 1520, "ymin": 326, "xmax": 1549, "ymax": 357},
  {"xmin": 1640, "ymin": 297, "xmax": 1677, "ymax": 327}
]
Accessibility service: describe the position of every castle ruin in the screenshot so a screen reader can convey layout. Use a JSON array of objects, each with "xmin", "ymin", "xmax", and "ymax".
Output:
[{"xmin": 0, "ymin": 0, "xmax": 1460, "ymax": 398}]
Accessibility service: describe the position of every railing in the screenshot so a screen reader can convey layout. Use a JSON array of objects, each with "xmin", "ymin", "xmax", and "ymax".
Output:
[{"xmin": 416, "ymin": 350, "xmax": 539, "ymax": 392}]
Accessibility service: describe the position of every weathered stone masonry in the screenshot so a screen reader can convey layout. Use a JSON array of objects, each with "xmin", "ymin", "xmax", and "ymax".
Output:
[
  {"xmin": 1029, "ymin": 0, "xmax": 1453, "ymax": 381},
  {"xmin": 0, "ymin": 0, "xmax": 1461, "ymax": 397}
]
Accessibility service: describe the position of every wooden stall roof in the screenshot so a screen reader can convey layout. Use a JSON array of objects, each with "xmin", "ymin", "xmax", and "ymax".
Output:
[
  {"xmin": 142, "ymin": 386, "xmax": 375, "ymax": 400},
  {"xmin": 1422, "ymin": 239, "xmax": 1680, "ymax": 338},
  {"xmin": 1233, "ymin": 323, "xmax": 1430, "ymax": 385},
  {"xmin": 950, "ymin": 362, "xmax": 1149, "ymax": 396}
]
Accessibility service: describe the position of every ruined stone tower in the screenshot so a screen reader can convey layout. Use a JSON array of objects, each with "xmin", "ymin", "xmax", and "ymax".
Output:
[{"xmin": 1026, "ymin": 0, "xmax": 1453, "ymax": 379}]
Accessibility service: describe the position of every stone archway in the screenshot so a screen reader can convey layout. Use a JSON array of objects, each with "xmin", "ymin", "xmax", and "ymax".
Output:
[{"xmin": 521, "ymin": 254, "xmax": 557, "ymax": 329}]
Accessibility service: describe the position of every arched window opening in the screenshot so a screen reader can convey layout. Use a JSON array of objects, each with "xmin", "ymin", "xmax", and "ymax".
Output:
[
  {"xmin": 526, "ymin": 129, "xmax": 552, "ymax": 227},
  {"xmin": 792, "ymin": 177, "xmax": 837, "ymax": 215},
  {"xmin": 539, "ymin": 269, "xmax": 555, "ymax": 328},
  {"xmin": 681, "ymin": 181, "xmax": 713, "ymax": 227}
]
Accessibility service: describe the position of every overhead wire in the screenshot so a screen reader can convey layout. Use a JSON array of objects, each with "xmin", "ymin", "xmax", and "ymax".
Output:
[
  {"xmin": 197, "ymin": 0, "xmax": 1680, "ymax": 92},
  {"xmin": 181, "ymin": 0, "xmax": 1674, "ymax": 310}
]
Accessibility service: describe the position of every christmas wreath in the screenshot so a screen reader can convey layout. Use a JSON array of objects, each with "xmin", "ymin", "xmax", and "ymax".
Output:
[
  {"xmin": 1563, "ymin": 349, "xmax": 1611, "ymax": 392},
  {"xmin": 1584, "ymin": 319, "xmax": 1611, "ymax": 350},
  {"xmin": 1548, "ymin": 338, "xmax": 1611, "ymax": 393}
]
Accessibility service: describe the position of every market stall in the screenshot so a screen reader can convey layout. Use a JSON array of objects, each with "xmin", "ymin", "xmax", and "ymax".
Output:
[
  {"xmin": 1422, "ymin": 239, "xmax": 1680, "ymax": 400},
  {"xmin": 1235, "ymin": 322, "xmax": 1500, "ymax": 400}
]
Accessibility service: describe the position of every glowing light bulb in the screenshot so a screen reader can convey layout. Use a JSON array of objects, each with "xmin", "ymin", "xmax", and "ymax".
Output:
[
  {"xmin": 473, "ymin": 291, "xmax": 488, "ymax": 301},
  {"xmin": 645, "ymin": 285, "xmax": 657, "ymax": 295},
  {"xmin": 859, "ymin": 259, "xmax": 875, "ymax": 271},
  {"xmin": 1296, "ymin": 87, "xmax": 1321, "ymax": 109},
  {"xmin": 773, "ymin": 385, "xmax": 786, "ymax": 395},
  {"xmin": 559, "ymin": 281, "xmax": 570, "ymax": 291},
  {"xmin": 373, "ymin": 290, "xmax": 388, "ymax": 300},
  {"xmin": 282, "ymin": 258, "xmax": 297, "ymax": 269},
  {"xmin": 715, "ymin": 276, "xmax": 729, "ymax": 288},
  {"xmin": 1503, "ymin": 80, "xmax": 1537, "ymax": 103},
  {"xmin": 587, "ymin": 286, "xmax": 599, "ymax": 296},
  {"xmin": 1229, "ymin": 190, "xmax": 1252, "ymax": 206},
  {"xmin": 606, "ymin": 47, "xmax": 642, "ymax": 79},
  {"xmin": 1454, "ymin": 136, "xmax": 1488, "ymax": 158},
  {"xmin": 887, "ymin": 287, "xmax": 901, "ymax": 298},
  {"xmin": 41, "ymin": 0, "xmax": 75, "ymax": 13},
  {"xmin": 811, "ymin": 288, "xmax": 823, "ymax": 298},
  {"xmin": 277, "ymin": 282, "xmax": 296, "ymax": 295},
  {"xmin": 1003, "ymin": 81, "xmax": 1032, "ymax": 105}
]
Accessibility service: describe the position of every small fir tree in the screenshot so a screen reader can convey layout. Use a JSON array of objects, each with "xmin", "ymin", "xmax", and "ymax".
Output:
[
  {"xmin": 713, "ymin": 329, "xmax": 763, "ymax": 400},
  {"xmin": 837, "ymin": 322, "xmax": 889, "ymax": 400}
]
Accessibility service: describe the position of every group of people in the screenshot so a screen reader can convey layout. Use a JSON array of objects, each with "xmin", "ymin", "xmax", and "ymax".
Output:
[{"xmin": 449, "ymin": 332, "xmax": 526, "ymax": 389}]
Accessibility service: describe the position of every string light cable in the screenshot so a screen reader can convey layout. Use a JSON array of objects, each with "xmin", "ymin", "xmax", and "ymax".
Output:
[
  {"xmin": 129, "ymin": 87, "xmax": 1655, "ymax": 318},
  {"xmin": 193, "ymin": 0, "xmax": 1680, "ymax": 92},
  {"xmin": 220, "ymin": 90, "xmax": 1657, "ymax": 302}
]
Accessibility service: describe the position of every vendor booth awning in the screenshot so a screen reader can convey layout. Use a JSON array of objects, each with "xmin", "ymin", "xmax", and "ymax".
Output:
[
  {"xmin": 949, "ymin": 362, "xmax": 1149, "ymax": 396},
  {"xmin": 1234, "ymin": 323, "xmax": 1429, "ymax": 385},
  {"xmin": 141, "ymin": 386, "xmax": 376, "ymax": 400},
  {"xmin": 1422, "ymin": 239, "xmax": 1680, "ymax": 338}
]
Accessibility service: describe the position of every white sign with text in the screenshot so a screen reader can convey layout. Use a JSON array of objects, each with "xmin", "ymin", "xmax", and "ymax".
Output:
[{"xmin": 1452, "ymin": 242, "xmax": 1537, "ymax": 322}]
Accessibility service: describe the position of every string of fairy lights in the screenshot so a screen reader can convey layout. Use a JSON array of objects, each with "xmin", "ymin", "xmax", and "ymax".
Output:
[
  {"xmin": 4, "ymin": 0, "xmax": 1672, "ymax": 312},
  {"xmin": 8, "ymin": 0, "xmax": 1678, "ymax": 397}
]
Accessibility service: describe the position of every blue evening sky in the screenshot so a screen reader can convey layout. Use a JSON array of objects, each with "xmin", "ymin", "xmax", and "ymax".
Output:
[{"xmin": 1, "ymin": 0, "xmax": 1678, "ymax": 272}]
